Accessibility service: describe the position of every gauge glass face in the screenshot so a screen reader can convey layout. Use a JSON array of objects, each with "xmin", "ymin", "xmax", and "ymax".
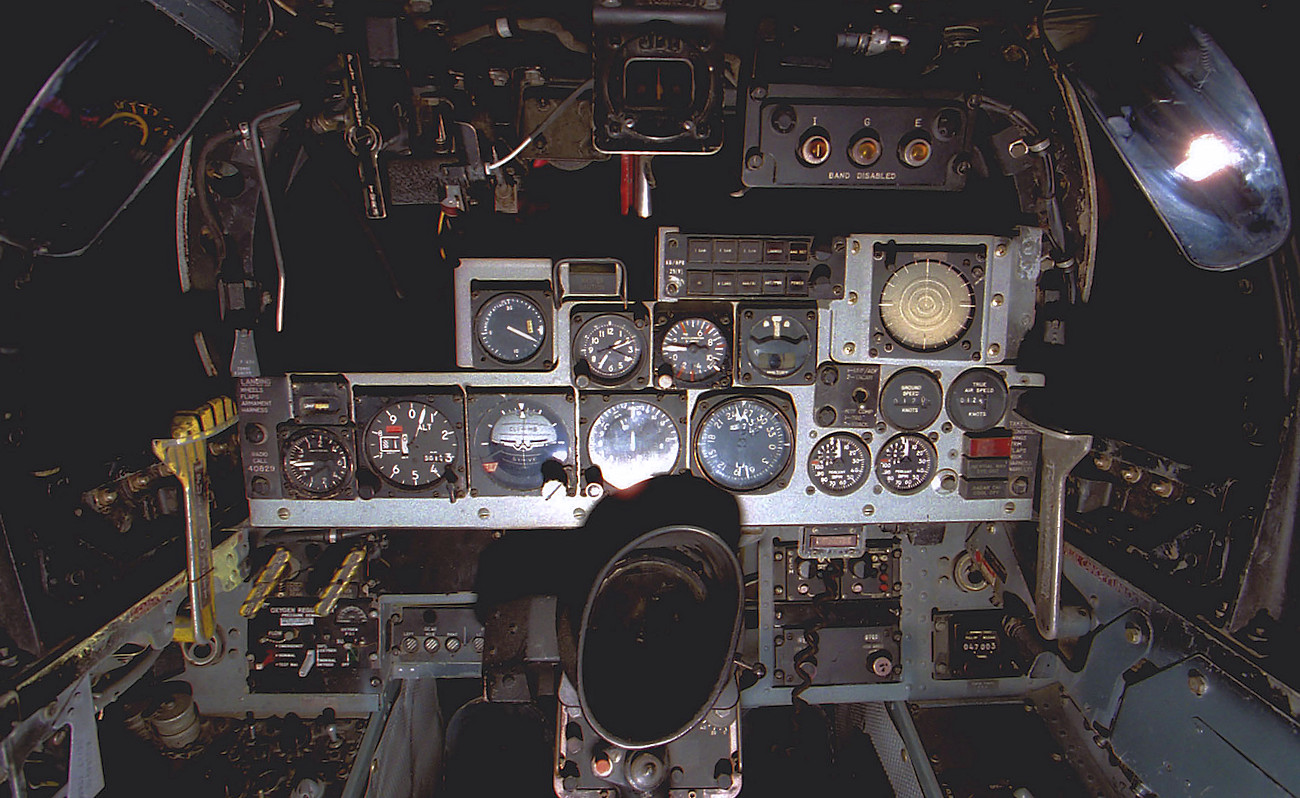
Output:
[
  {"xmin": 745, "ymin": 312, "xmax": 812, "ymax": 379},
  {"xmin": 587, "ymin": 401, "xmax": 681, "ymax": 490},
  {"xmin": 623, "ymin": 58, "xmax": 695, "ymax": 112},
  {"xmin": 694, "ymin": 398, "xmax": 793, "ymax": 491},
  {"xmin": 474, "ymin": 400, "xmax": 571, "ymax": 491},
  {"xmin": 661, "ymin": 317, "xmax": 728, "ymax": 383},
  {"xmin": 878, "ymin": 260, "xmax": 975, "ymax": 352},
  {"xmin": 476, "ymin": 293, "xmax": 547, "ymax": 364},
  {"xmin": 808, "ymin": 433, "xmax": 870, "ymax": 495},
  {"xmin": 575, "ymin": 315, "xmax": 643, "ymax": 381},
  {"xmin": 880, "ymin": 368, "xmax": 943, "ymax": 430},
  {"xmin": 874, "ymin": 433, "xmax": 938, "ymax": 495},
  {"xmin": 282, "ymin": 428, "xmax": 353, "ymax": 496},
  {"xmin": 363, "ymin": 400, "xmax": 458, "ymax": 488},
  {"xmin": 946, "ymin": 369, "xmax": 1009, "ymax": 432}
]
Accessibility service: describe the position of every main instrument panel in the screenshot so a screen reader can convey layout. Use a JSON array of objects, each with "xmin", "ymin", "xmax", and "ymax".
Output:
[{"xmin": 238, "ymin": 228, "xmax": 1044, "ymax": 532}]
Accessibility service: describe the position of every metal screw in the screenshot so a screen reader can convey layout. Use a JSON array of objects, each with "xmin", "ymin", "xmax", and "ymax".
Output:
[
  {"xmin": 991, "ymin": 293, "xmax": 1004, "ymax": 307},
  {"xmin": 843, "ymin": 342, "xmax": 856, "ymax": 355},
  {"xmin": 1124, "ymin": 625, "xmax": 1145, "ymax": 645},
  {"xmin": 851, "ymin": 241, "xmax": 861, "ymax": 255},
  {"xmin": 1121, "ymin": 467, "xmax": 1142, "ymax": 484},
  {"xmin": 995, "ymin": 242, "xmax": 1008, "ymax": 257},
  {"xmin": 862, "ymin": 504, "xmax": 875, "ymax": 516},
  {"xmin": 277, "ymin": 507, "xmax": 290, "ymax": 520},
  {"xmin": 1188, "ymin": 671, "xmax": 1208, "ymax": 697},
  {"xmin": 478, "ymin": 508, "xmax": 491, "ymax": 520}
]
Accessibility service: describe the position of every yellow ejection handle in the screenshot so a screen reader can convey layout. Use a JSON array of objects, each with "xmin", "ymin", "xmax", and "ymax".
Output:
[{"xmin": 152, "ymin": 397, "xmax": 238, "ymax": 647}]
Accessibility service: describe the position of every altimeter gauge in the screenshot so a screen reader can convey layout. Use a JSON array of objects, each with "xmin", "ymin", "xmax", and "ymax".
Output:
[{"xmin": 363, "ymin": 400, "xmax": 458, "ymax": 488}]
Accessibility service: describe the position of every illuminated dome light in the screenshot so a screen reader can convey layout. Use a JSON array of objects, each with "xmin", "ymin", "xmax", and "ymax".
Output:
[{"xmin": 1175, "ymin": 134, "xmax": 1243, "ymax": 182}]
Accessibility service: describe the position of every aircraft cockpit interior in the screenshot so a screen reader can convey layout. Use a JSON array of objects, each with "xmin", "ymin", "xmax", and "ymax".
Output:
[{"xmin": 0, "ymin": 0, "xmax": 1297, "ymax": 796}]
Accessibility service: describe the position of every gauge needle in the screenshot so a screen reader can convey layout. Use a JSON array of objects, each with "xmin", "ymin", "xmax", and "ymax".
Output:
[
  {"xmin": 507, "ymin": 325, "xmax": 539, "ymax": 343},
  {"xmin": 630, "ymin": 429, "xmax": 637, "ymax": 451}
]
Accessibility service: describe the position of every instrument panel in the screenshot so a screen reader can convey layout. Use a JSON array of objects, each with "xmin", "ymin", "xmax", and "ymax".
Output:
[{"xmin": 237, "ymin": 227, "xmax": 1045, "ymax": 530}]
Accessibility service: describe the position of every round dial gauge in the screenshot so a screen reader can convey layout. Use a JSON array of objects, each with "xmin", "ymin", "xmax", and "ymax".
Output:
[
  {"xmin": 808, "ymin": 433, "xmax": 871, "ymax": 496},
  {"xmin": 575, "ymin": 315, "xmax": 643, "ymax": 382},
  {"xmin": 363, "ymin": 400, "xmax": 458, "ymax": 488},
  {"xmin": 946, "ymin": 369, "xmax": 1009, "ymax": 432},
  {"xmin": 476, "ymin": 293, "xmax": 547, "ymax": 364},
  {"xmin": 880, "ymin": 369, "xmax": 943, "ymax": 430},
  {"xmin": 282, "ymin": 428, "xmax": 353, "ymax": 496},
  {"xmin": 875, "ymin": 433, "xmax": 938, "ymax": 495},
  {"xmin": 587, "ymin": 400, "xmax": 681, "ymax": 490},
  {"xmin": 693, "ymin": 397, "xmax": 793, "ymax": 492},
  {"xmin": 878, "ymin": 260, "xmax": 975, "ymax": 352},
  {"xmin": 745, "ymin": 313, "xmax": 812, "ymax": 379},
  {"xmin": 661, "ymin": 317, "xmax": 728, "ymax": 383},
  {"xmin": 473, "ymin": 400, "xmax": 571, "ymax": 491}
]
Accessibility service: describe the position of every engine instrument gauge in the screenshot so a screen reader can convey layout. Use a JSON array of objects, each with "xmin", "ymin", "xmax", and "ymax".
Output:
[
  {"xmin": 575, "ymin": 315, "xmax": 643, "ymax": 382},
  {"xmin": 473, "ymin": 399, "xmax": 571, "ymax": 492},
  {"xmin": 875, "ymin": 433, "xmax": 938, "ymax": 495},
  {"xmin": 878, "ymin": 260, "xmax": 975, "ymax": 352},
  {"xmin": 808, "ymin": 433, "xmax": 871, "ymax": 495},
  {"xmin": 363, "ymin": 400, "xmax": 458, "ymax": 488},
  {"xmin": 476, "ymin": 293, "xmax": 547, "ymax": 364},
  {"xmin": 282, "ymin": 428, "xmax": 353, "ymax": 496},
  {"xmin": 744, "ymin": 312, "xmax": 812, "ymax": 379},
  {"xmin": 661, "ymin": 317, "xmax": 728, "ymax": 383},
  {"xmin": 587, "ymin": 401, "xmax": 681, "ymax": 490},
  {"xmin": 693, "ymin": 397, "xmax": 793, "ymax": 492}
]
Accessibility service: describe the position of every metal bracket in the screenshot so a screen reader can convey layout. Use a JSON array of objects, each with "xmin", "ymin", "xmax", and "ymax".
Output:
[{"xmin": 1010, "ymin": 411, "xmax": 1092, "ymax": 640}]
